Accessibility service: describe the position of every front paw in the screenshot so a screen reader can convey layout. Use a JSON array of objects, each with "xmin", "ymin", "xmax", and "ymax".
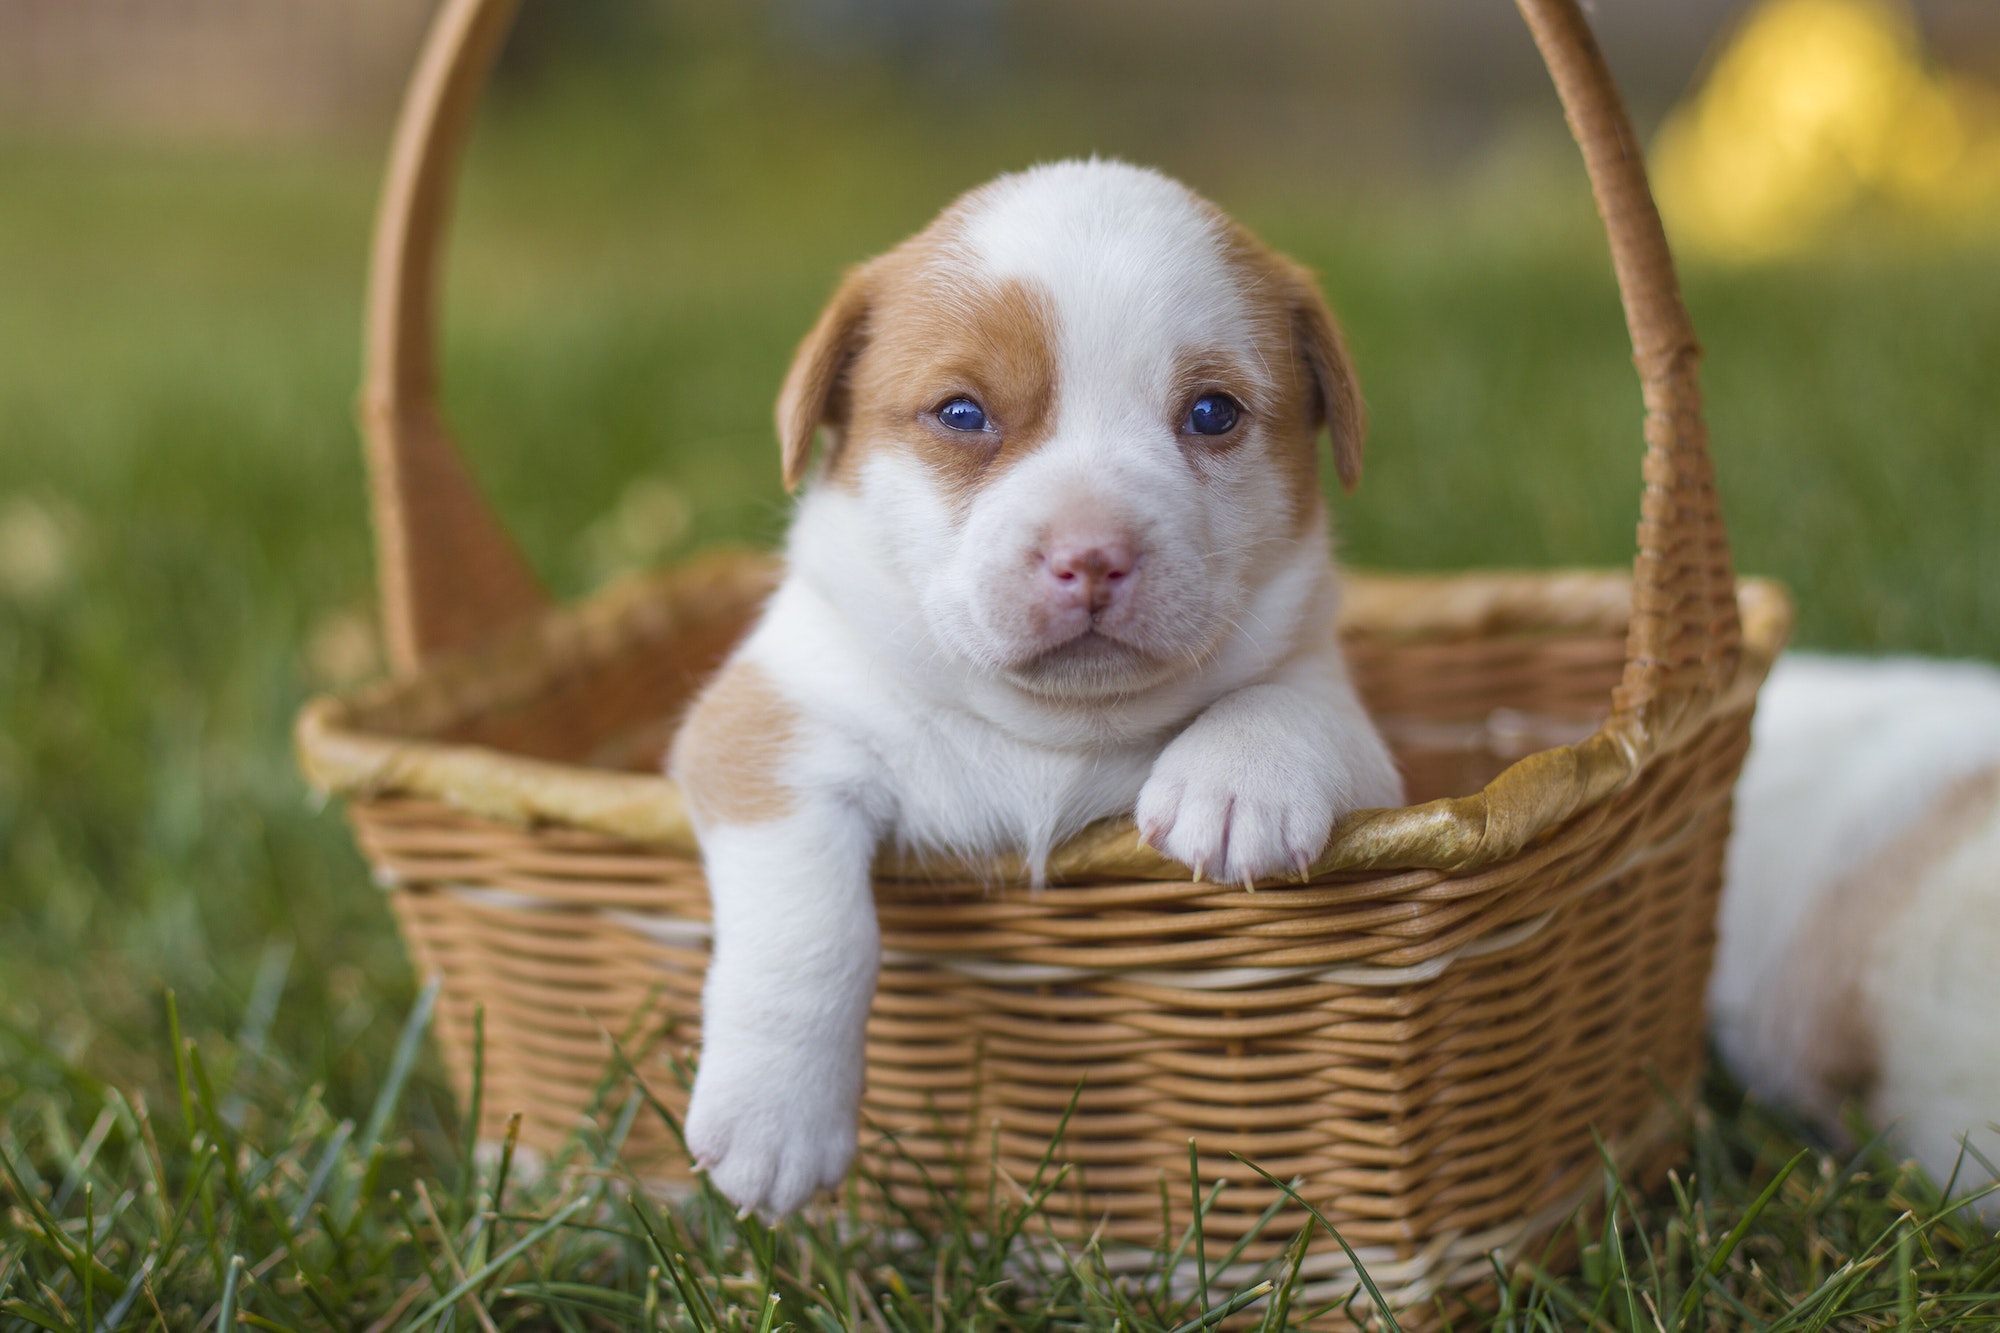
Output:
[
  {"xmin": 685, "ymin": 1049, "xmax": 858, "ymax": 1217},
  {"xmin": 1136, "ymin": 721, "xmax": 1373, "ymax": 887}
]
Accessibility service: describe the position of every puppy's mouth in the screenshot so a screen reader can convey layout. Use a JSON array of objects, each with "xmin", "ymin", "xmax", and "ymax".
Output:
[{"xmin": 1003, "ymin": 628, "xmax": 1176, "ymax": 698}]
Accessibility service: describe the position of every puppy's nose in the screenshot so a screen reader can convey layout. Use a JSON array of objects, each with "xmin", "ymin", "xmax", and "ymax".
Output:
[{"xmin": 1042, "ymin": 535, "xmax": 1136, "ymax": 614}]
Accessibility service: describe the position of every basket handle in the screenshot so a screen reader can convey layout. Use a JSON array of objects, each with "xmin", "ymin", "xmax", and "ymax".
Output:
[
  {"xmin": 361, "ymin": 0, "xmax": 543, "ymax": 675},
  {"xmin": 361, "ymin": 0, "xmax": 1739, "ymax": 718},
  {"xmin": 1515, "ymin": 0, "xmax": 1740, "ymax": 718}
]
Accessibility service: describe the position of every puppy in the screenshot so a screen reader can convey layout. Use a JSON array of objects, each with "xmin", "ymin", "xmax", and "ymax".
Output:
[
  {"xmin": 668, "ymin": 160, "xmax": 1402, "ymax": 1217},
  {"xmin": 1711, "ymin": 653, "xmax": 2000, "ymax": 1215}
]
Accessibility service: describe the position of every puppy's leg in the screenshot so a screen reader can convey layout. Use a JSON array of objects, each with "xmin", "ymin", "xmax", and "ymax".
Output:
[
  {"xmin": 671, "ymin": 657, "xmax": 882, "ymax": 1217},
  {"xmin": 1137, "ymin": 636, "xmax": 1401, "ymax": 886},
  {"xmin": 683, "ymin": 806, "xmax": 879, "ymax": 1217}
]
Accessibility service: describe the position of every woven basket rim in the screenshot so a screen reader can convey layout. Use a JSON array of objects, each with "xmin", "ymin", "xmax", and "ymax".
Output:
[{"xmin": 296, "ymin": 552, "xmax": 1791, "ymax": 881}]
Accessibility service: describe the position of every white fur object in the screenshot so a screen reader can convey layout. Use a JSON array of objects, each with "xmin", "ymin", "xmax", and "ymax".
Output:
[
  {"xmin": 1712, "ymin": 652, "xmax": 2000, "ymax": 1211},
  {"xmin": 669, "ymin": 160, "xmax": 1402, "ymax": 1217}
]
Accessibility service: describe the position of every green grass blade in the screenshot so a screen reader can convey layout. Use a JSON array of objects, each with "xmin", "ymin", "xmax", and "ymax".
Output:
[
  {"xmin": 1259, "ymin": 1218, "xmax": 1314, "ymax": 1333},
  {"xmin": 1897, "ymin": 1222, "xmax": 1916, "ymax": 1330},
  {"xmin": 165, "ymin": 991, "xmax": 197, "ymax": 1137},
  {"xmin": 404, "ymin": 1197, "xmax": 590, "ymax": 1331},
  {"xmin": 1676, "ymin": 1147, "xmax": 1810, "ymax": 1330},
  {"xmin": 457, "ymin": 1006, "xmax": 486, "ymax": 1203},
  {"xmin": 94, "ymin": 1254, "xmax": 156, "ymax": 1332},
  {"xmin": 1167, "ymin": 1279, "xmax": 1275, "ymax": 1333},
  {"xmin": 288, "ymin": 1119, "xmax": 352, "ymax": 1230},
  {"xmin": 217, "ymin": 1253, "xmax": 243, "ymax": 1333},
  {"xmin": 356, "ymin": 975, "xmax": 441, "ymax": 1167},
  {"xmin": 1602, "ymin": 1198, "xmax": 1642, "ymax": 1333},
  {"xmin": 222, "ymin": 940, "xmax": 293, "ymax": 1128},
  {"xmin": 1232, "ymin": 1155, "xmax": 1404, "ymax": 1333},
  {"xmin": 1189, "ymin": 1139, "xmax": 1212, "ymax": 1314},
  {"xmin": 1, "ymin": 1300, "xmax": 75, "ymax": 1333}
]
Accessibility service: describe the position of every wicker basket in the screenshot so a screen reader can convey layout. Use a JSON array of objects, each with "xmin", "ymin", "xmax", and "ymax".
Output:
[{"xmin": 295, "ymin": 0, "xmax": 1791, "ymax": 1316}]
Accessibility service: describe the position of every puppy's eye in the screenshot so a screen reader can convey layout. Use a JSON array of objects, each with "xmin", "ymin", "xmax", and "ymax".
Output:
[
  {"xmin": 1184, "ymin": 393, "xmax": 1241, "ymax": 436},
  {"xmin": 936, "ymin": 397, "xmax": 990, "ymax": 433}
]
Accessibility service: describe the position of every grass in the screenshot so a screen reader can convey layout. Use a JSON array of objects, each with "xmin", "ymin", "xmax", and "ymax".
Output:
[
  {"xmin": 5, "ymin": 987, "xmax": 2000, "ymax": 1330},
  {"xmin": 3, "ymin": 45, "xmax": 2000, "ymax": 1329}
]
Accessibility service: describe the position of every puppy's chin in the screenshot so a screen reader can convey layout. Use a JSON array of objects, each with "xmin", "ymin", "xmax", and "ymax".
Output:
[{"xmin": 999, "ymin": 631, "xmax": 1185, "ymax": 701}]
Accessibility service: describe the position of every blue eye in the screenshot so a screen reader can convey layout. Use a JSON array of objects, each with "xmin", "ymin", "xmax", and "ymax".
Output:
[
  {"xmin": 1185, "ymin": 393, "xmax": 1241, "ymax": 436},
  {"xmin": 936, "ymin": 397, "xmax": 989, "ymax": 433}
]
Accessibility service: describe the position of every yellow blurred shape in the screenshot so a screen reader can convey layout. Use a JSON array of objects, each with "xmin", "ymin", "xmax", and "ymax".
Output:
[
  {"xmin": 1653, "ymin": 0, "xmax": 2000, "ymax": 260},
  {"xmin": 0, "ymin": 497, "xmax": 77, "ymax": 602}
]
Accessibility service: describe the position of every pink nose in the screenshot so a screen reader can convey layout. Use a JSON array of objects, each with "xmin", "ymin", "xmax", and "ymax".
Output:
[{"xmin": 1042, "ymin": 534, "xmax": 1136, "ymax": 614}]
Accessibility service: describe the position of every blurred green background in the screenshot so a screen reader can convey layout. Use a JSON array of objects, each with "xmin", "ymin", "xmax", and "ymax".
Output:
[{"xmin": 2, "ymin": 0, "xmax": 1997, "ymax": 1139}]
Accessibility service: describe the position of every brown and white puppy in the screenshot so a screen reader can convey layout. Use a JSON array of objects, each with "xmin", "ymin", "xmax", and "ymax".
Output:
[
  {"xmin": 1712, "ymin": 654, "xmax": 2000, "ymax": 1218},
  {"xmin": 670, "ymin": 159, "xmax": 1402, "ymax": 1217}
]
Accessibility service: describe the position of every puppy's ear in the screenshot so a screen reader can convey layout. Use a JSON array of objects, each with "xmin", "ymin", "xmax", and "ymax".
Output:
[
  {"xmin": 1288, "ymin": 275, "xmax": 1367, "ymax": 492},
  {"xmin": 775, "ymin": 263, "xmax": 875, "ymax": 492}
]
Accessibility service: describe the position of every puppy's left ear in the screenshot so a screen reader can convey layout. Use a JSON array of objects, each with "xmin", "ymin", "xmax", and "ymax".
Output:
[
  {"xmin": 775, "ymin": 262, "xmax": 876, "ymax": 492},
  {"xmin": 1288, "ymin": 275, "xmax": 1368, "ymax": 492}
]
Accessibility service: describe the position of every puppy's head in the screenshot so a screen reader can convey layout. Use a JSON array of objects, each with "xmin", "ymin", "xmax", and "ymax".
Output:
[{"xmin": 779, "ymin": 160, "xmax": 1364, "ymax": 700}]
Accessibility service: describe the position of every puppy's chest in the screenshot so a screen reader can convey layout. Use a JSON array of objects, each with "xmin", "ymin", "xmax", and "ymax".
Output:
[{"xmin": 880, "ymin": 712, "xmax": 1156, "ymax": 859}]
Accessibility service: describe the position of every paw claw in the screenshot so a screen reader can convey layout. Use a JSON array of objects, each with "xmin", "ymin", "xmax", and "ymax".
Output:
[{"xmin": 1136, "ymin": 721, "xmax": 1360, "ymax": 889}]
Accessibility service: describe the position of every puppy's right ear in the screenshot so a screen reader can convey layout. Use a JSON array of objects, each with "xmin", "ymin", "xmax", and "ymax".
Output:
[{"xmin": 775, "ymin": 263, "xmax": 875, "ymax": 492}]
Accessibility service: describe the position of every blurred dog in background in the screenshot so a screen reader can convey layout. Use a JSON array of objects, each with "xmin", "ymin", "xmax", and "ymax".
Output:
[{"xmin": 1712, "ymin": 653, "xmax": 2000, "ymax": 1215}]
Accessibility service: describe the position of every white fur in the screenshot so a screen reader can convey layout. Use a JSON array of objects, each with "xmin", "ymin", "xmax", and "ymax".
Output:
[
  {"xmin": 1870, "ymin": 804, "xmax": 2000, "ymax": 1209},
  {"xmin": 1712, "ymin": 652, "xmax": 2000, "ymax": 1213},
  {"xmin": 674, "ymin": 161, "xmax": 1401, "ymax": 1216}
]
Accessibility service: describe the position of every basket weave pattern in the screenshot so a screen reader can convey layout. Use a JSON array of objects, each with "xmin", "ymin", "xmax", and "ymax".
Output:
[
  {"xmin": 315, "ymin": 564, "xmax": 1786, "ymax": 1308},
  {"xmin": 297, "ymin": 0, "xmax": 1791, "ymax": 1316}
]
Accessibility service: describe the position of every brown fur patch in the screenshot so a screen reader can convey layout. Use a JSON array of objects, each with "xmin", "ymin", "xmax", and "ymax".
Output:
[
  {"xmin": 1777, "ymin": 766, "xmax": 2000, "ymax": 1109},
  {"xmin": 670, "ymin": 660, "xmax": 799, "ymax": 826},
  {"xmin": 837, "ymin": 270, "xmax": 1060, "ymax": 499},
  {"xmin": 773, "ymin": 210, "xmax": 1060, "ymax": 503}
]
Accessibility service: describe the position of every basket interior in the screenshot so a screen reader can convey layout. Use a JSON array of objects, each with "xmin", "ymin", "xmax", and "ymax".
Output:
[
  {"xmin": 395, "ymin": 564, "xmax": 1629, "ymax": 809},
  {"xmin": 1348, "ymin": 613, "xmax": 1622, "ymax": 803}
]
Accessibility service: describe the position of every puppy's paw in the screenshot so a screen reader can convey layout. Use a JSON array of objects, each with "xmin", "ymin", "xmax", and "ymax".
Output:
[
  {"xmin": 1136, "ymin": 709, "xmax": 1382, "ymax": 887},
  {"xmin": 685, "ymin": 1050, "xmax": 858, "ymax": 1218},
  {"xmin": 1137, "ymin": 765, "xmax": 1333, "ymax": 888}
]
